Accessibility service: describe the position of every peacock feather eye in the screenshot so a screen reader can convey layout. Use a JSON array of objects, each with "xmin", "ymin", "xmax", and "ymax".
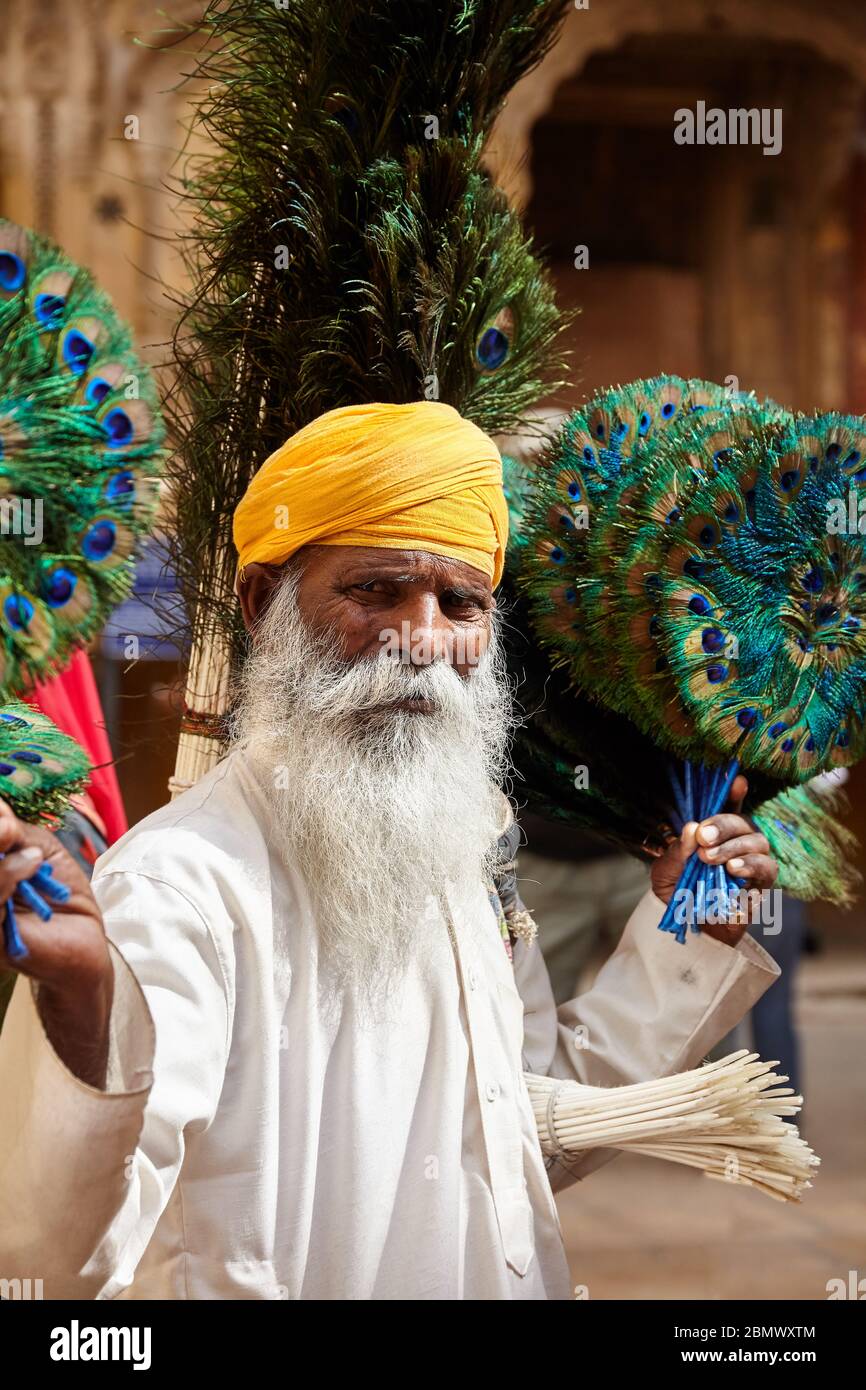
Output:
[
  {"xmin": 705, "ymin": 662, "xmax": 729, "ymax": 683},
  {"xmin": 62, "ymin": 328, "xmax": 95, "ymax": 377},
  {"xmin": 475, "ymin": 305, "xmax": 515, "ymax": 374},
  {"xmin": 0, "ymin": 252, "xmax": 25, "ymax": 293},
  {"xmin": 536, "ymin": 538, "xmax": 567, "ymax": 566},
  {"xmin": 683, "ymin": 556, "xmax": 709, "ymax": 580},
  {"xmin": 737, "ymin": 707, "xmax": 759, "ymax": 729},
  {"xmin": 612, "ymin": 406, "xmax": 637, "ymax": 449},
  {"xmin": 772, "ymin": 451, "xmax": 806, "ymax": 502},
  {"xmin": 105, "ymin": 469, "xmax": 135, "ymax": 505},
  {"xmin": 546, "ymin": 502, "xmax": 578, "ymax": 535},
  {"xmin": 588, "ymin": 406, "xmax": 612, "ymax": 443},
  {"xmin": 688, "ymin": 593, "xmax": 712, "ymax": 615},
  {"xmin": 81, "ymin": 519, "xmax": 116, "ymax": 561},
  {"xmin": 85, "ymin": 377, "xmax": 112, "ymax": 406},
  {"xmin": 28, "ymin": 268, "xmax": 72, "ymax": 332},
  {"xmin": 40, "ymin": 567, "xmax": 76, "ymax": 607},
  {"xmin": 553, "ymin": 465, "xmax": 586, "ymax": 509},
  {"xmin": 3, "ymin": 593, "xmax": 33, "ymax": 631},
  {"xmin": 638, "ymin": 410, "xmax": 652, "ymax": 436},
  {"xmin": 12, "ymin": 749, "xmax": 42, "ymax": 764},
  {"xmin": 658, "ymin": 383, "xmax": 682, "ymax": 421},
  {"xmin": 686, "ymin": 515, "xmax": 722, "ymax": 550},
  {"xmin": 717, "ymin": 492, "xmax": 744, "ymax": 527},
  {"xmin": 102, "ymin": 407, "xmax": 134, "ymax": 447},
  {"xmin": 701, "ymin": 626, "xmax": 726, "ymax": 654},
  {"xmin": 34, "ymin": 293, "xmax": 65, "ymax": 328},
  {"xmin": 801, "ymin": 567, "xmax": 824, "ymax": 594}
]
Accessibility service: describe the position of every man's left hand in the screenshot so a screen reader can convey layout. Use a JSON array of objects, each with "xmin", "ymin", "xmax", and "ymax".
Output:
[{"xmin": 649, "ymin": 775, "xmax": 778, "ymax": 945}]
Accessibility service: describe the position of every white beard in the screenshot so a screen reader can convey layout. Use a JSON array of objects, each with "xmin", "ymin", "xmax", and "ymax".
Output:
[{"xmin": 230, "ymin": 566, "xmax": 515, "ymax": 996}]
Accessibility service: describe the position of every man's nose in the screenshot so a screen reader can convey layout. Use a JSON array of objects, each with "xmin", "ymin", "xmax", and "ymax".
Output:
[{"xmin": 391, "ymin": 593, "xmax": 451, "ymax": 667}]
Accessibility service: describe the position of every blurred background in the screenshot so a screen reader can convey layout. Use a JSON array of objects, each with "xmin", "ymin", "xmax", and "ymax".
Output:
[{"xmin": 1, "ymin": 0, "xmax": 864, "ymax": 1298}]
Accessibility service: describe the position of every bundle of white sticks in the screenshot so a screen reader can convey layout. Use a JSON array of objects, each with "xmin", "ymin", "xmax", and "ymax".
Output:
[{"xmin": 526, "ymin": 1049, "xmax": 819, "ymax": 1202}]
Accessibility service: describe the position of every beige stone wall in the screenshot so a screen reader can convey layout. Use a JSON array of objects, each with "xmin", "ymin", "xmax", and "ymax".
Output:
[{"xmin": 0, "ymin": 0, "xmax": 204, "ymax": 364}]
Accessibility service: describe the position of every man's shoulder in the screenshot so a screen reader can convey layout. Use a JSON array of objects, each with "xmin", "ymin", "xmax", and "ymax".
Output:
[{"xmin": 93, "ymin": 751, "xmax": 268, "ymax": 887}]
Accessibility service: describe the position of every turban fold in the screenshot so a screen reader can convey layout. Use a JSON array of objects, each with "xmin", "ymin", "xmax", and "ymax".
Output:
[{"xmin": 233, "ymin": 400, "xmax": 509, "ymax": 586}]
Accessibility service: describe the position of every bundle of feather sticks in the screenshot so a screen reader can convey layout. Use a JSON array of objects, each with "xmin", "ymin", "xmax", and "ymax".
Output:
[{"xmin": 526, "ymin": 1050, "xmax": 819, "ymax": 1202}]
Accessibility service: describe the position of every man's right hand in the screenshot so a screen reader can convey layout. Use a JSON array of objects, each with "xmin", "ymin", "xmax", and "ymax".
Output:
[{"xmin": 0, "ymin": 798, "xmax": 113, "ymax": 1087}]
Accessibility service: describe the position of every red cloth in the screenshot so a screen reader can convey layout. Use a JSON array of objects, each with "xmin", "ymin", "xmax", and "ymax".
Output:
[{"xmin": 25, "ymin": 649, "xmax": 128, "ymax": 845}]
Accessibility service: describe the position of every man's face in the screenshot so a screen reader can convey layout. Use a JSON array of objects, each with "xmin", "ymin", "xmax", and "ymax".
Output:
[
  {"xmin": 233, "ymin": 545, "xmax": 508, "ymax": 988},
  {"xmin": 239, "ymin": 545, "xmax": 496, "ymax": 703}
]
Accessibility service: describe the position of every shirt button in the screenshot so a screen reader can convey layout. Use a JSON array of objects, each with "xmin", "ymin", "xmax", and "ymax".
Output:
[
  {"xmin": 468, "ymin": 967, "xmax": 477, "ymax": 990},
  {"xmin": 485, "ymin": 1081, "xmax": 500, "ymax": 1102}
]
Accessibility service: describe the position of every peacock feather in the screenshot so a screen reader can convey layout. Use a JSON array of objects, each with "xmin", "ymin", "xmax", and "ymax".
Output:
[
  {"xmin": 164, "ymin": 0, "xmax": 570, "ymax": 668},
  {"xmin": 0, "ymin": 703, "xmax": 90, "ymax": 823},
  {"xmin": 0, "ymin": 219, "xmax": 164, "ymax": 692},
  {"xmin": 505, "ymin": 381, "xmax": 865, "ymax": 911},
  {"xmin": 0, "ymin": 220, "xmax": 163, "ymax": 973},
  {"xmin": 520, "ymin": 383, "xmax": 866, "ymax": 782}
]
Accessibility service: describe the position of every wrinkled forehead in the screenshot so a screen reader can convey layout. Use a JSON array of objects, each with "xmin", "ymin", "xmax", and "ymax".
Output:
[{"xmin": 296, "ymin": 543, "xmax": 494, "ymax": 594}]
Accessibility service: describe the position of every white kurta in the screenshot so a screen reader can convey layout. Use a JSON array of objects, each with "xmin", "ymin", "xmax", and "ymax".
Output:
[{"xmin": 0, "ymin": 751, "xmax": 778, "ymax": 1300}]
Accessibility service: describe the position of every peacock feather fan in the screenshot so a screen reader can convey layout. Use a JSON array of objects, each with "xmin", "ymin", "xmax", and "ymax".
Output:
[
  {"xmin": 0, "ymin": 219, "xmax": 164, "ymax": 694},
  {"xmin": 504, "ymin": 381, "xmax": 865, "ymax": 908},
  {"xmin": 0, "ymin": 703, "xmax": 90, "ymax": 823},
  {"xmin": 520, "ymin": 380, "xmax": 866, "ymax": 783}
]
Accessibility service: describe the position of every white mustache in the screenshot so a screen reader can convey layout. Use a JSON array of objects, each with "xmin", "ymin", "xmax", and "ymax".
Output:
[{"xmin": 299, "ymin": 648, "xmax": 480, "ymax": 721}]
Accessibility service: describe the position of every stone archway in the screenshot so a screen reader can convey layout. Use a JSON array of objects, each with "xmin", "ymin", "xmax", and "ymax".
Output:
[{"xmin": 487, "ymin": 0, "xmax": 866, "ymax": 211}]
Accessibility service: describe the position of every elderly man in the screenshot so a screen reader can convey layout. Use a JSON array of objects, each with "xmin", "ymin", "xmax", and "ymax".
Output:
[{"xmin": 0, "ymin": 401, "xmax": 779, "ymax": 1300}]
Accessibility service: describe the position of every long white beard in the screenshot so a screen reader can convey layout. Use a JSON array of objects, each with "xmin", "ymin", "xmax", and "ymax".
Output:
[{"xmin": 230, "ymin": 568, "xmax": 515, "ymax": 994}]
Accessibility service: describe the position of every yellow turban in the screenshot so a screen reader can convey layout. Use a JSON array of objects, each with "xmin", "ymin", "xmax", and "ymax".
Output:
[{"xmin": 233, "ymin": 400, "xmax": 509, "ymax": 586}]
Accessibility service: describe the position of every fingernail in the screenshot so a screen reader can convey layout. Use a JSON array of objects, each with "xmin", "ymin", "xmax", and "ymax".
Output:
[
  {"xmin": 699, "ymin": 825, "xmax": 719, "ymax": 843},
  {"xmin": 20, "ymin": 846, "xmax": 43, "ymax": 862},
  {"xmin": 729, "ymin": 857, "xmax": 745, "ymax": 871},
  {"xmin": 705, "ymin": 846, "xmax": 718, "ymax": 859}
]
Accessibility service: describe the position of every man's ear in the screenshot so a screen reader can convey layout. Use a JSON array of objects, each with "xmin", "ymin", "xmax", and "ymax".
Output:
[{"xmin": 237, "ymin": 561, "xmax": 287, "ymax": 633}]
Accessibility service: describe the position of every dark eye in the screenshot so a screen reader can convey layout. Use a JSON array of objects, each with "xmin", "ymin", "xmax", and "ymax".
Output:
[
  {"xmin": 443, "ymin": 590, "xmax": 483, "ymax": 611},
  {"xmin": 348, "ymin": 580, "xmax": 386, "ymax": 596}
]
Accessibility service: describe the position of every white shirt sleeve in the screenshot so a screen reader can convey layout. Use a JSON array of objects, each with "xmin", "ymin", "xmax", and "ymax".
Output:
[
  {"xmin": 0, "ymin": 869, "xmax": 232, "ymax": 1299},
  {"xmin": 512, "ymin": 889, "xmax": 781, "ymax": 1192}
]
